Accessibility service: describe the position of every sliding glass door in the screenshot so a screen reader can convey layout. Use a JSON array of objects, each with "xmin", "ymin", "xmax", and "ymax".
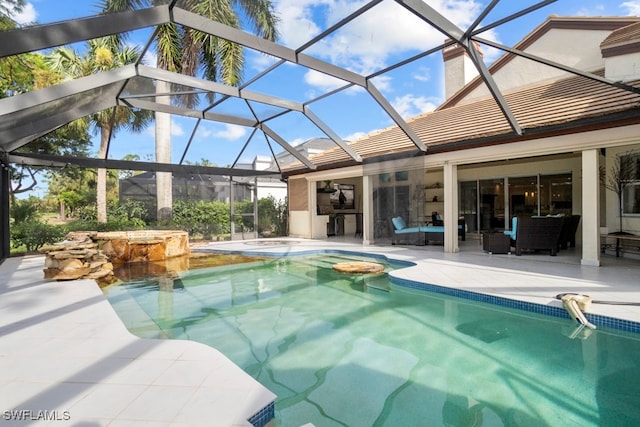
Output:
[
  {"xmin": 460, "ymin": 173, "xmax": 573, "ymax": 233},
  {"xmin": 479, "ymin": 179, "xmax": 505, "ymax": 231}
]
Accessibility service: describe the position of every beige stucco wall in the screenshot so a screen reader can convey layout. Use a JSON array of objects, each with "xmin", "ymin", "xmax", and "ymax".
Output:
[
  {"xmin": 460, "ymin": 28, "xmax": 610, "ymax": 104},
  {"xmin": 605, "ymin": 52, "xmax": 640, "ymax": 82}
]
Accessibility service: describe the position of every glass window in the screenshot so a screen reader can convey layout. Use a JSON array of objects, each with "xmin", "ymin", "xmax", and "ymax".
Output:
[
  {"xmin": 459, "ymin": 181, "xmax": 478, "ymax": 232},
  {"xmin": 540, "ymin": 173, "xmax": 572, "ymax": 216},
  {"xmin": 479, "ymin": 179, "xmax": 505, "ymax": 230},
  {"xmin": 508, "ymin": 176, "xmax": 537, "ymax": 217},
  {"xmin": 623, "ymin": 183, "xmax": 640, "ymax": 214}
]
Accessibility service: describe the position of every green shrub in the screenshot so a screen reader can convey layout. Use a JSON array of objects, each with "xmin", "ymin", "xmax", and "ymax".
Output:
[
  {"xmin": 108, "ymin": 199, "xmax": 149, "ymax": 223},
  {"xmin": 11, "ymin": 221, "xmax": 66, "ymax": 252},
  {"xmin": 172, "ymin": 200, "xmax": 231, "ymax": 239},
  {"xmin": 171, "ymin": 198, "xmax": 287, "ymax": 239},
  {"xmin": 75, "ymin": 204, "xmax": 97, "ymax": 222},
  {"xmin": 10, "ymin": 197, "xmax": 41, "ymax": 223},
  {"xmin": 258, "ymin": 196, "xmax": 288, "ymax": 236}
]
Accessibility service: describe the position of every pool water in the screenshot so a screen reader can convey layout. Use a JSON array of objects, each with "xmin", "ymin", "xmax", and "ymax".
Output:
[{"xmin": 104, "ymin": 253, "xmax": 640, "ymax": 427}]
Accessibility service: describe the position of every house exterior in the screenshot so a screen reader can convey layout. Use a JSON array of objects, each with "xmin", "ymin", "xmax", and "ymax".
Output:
[{"xmin": 283, "ymin": 16, "xmax": 640, "ymax": 267}]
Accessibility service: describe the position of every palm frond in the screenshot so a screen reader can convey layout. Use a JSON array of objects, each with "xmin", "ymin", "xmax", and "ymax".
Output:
[
  {"xmin": 98, "ymin": 0, "xmax": 150, "ymax": 14},
  {"xmin": 156, "ymin": 23, "xmax": 183, "ymax": 72},
  {"xmin": 215, "ymin": 38, "xmax": 244, "ymax": 86},
  {"xmin": 236, "ymin": 0, "xmax": 279, "ymax": 41}
]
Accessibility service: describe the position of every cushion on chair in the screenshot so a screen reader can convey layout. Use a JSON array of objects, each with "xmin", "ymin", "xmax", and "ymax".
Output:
[
  {"xmin": 503, "ymin": 217, "xmax": 517, "ymax": 240},
  {"xmin": 392, "ymin": 217, "xmax": 407, "ymax": 231}
]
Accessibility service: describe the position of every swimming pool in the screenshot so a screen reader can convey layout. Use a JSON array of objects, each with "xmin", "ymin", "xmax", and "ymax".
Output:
[{"xmin": 104, "ymin": 252, "xmax": 640, "ymax": 426}]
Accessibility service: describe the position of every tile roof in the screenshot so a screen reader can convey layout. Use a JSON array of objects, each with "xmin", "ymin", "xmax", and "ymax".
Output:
[
  {"xmin": 601, "ymin": 21, "xmax": 640, "ymax": 57},
  {"xmin": 284, "ymin": 72, "xmax": 640, "ymax": 173},
  {"xmin": 601, "ymin": 21, "xmax": 640, "ymax": 48},
  {"xmin": 441, "ymin": 16, "xmax": 640, "ymax": 110}
]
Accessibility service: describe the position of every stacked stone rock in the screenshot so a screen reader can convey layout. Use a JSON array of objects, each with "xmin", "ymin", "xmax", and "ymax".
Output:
[{"xmin": 42, "ymin": 232, "xmax": 114, "ymax": 281}]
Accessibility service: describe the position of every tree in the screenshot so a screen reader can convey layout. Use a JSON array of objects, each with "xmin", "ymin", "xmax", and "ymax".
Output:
[
  {"xmin": 119, "ymin": 153, "xmax": 141, "ymax": 180},
  {"xmin": 101, "ymin": 0, "xmax": 279, "ymax": 222},
  {"xmin": 46, "ymin": 38, "xmax": 152, "ymax": 223},
  {"xmin": 0, "ymin": 14, "xmax": 94, "ymax": 203},
  {"xmin": 46, "ymin": 167, "xmax": 97, "ymax": 220},
  {"xmin": 601, "ymin": 151, "xmax": 639, "ymax": 234}
]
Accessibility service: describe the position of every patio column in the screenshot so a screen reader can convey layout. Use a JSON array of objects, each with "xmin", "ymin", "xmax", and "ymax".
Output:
[
  {"xmin": 581, "ymin": 149, "xmax": 600, "ymax": 266},
  {"xmin": 362, "ymin": 174, "xmax": 374, "ymax": 245},
  {"xmin": 443, "ymin": 162, "xmax": 459, "ymax": 253}
]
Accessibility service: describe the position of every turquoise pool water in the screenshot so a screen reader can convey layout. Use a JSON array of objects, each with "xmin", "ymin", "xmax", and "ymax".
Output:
[{"xmin": 104, "ymin": 252, "xmax": 640, "ymax": 427}]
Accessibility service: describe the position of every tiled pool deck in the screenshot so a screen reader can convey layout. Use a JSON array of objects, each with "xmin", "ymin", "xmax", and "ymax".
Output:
[
  {"xmin": 0, "ymin": 255, "xmax": 275, "ymax": 427},
  {"xmin": 2, "ymin": 237, "xmax": 640, "ymax": 426}
]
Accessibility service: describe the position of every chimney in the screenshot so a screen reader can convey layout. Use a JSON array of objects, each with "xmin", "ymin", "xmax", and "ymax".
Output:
[
  {"xmin": 601, "ymin": 22, "xmax": 640, "ymax": 82},
  {"xmin": 442, "ymin": 41, "xmax": 481, "ymax": 99}
]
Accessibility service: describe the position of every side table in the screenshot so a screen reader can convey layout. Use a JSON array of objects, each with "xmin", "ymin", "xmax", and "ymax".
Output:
[{"xmin": 482, "ymin": 232, "xmax": 511, "ymax": 254}]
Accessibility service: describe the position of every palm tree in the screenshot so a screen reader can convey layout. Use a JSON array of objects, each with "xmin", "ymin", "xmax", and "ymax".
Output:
[
  {"xmin": 47, "ymin": 38, "xmax": 152, "ymax": 223},
  {"xmin": 100, "ymin": 0, "xmax": 279, "ymax": 221}
]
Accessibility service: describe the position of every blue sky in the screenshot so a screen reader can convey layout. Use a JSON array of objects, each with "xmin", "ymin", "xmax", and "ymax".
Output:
[{"xmin": 9, "ymin": 0, "xmax": 640, "ymax": 168}]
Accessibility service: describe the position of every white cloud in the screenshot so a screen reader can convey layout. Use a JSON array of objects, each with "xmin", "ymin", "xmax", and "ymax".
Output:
[
  {"xmin": 621, "ymin": 1, "xmax": 640, "ymax": 15},
  {"xmin": 211, "ymin": 124, "xmax": 247, "ymax": 140},
  {"xmin": 391, "ymin": 94, "xmax": 438, "ymax": 120},
  {"xmin": 412, "ymin": 67, "xmax": 431, "ymax": 83},
  {"xmin": 274, "ymin": 0, "xmax": 328, "ymax": 49},
  {"xmin": 369, "ymin": 75, "xmax": 392, "ymax": 93},
  {"xmin": 248, "ymin": 0, "xmax": 507, "ymax": 102},
  {"xmin": 171, "ymin": 119, "xmax": 185, "ymax": 136},
  {"xmin": 10, "ymin": 2, "xmax": 37, "ymax": 24},
  {"xmin": 274, "ymin": 1, "xmax": 485, "ymax": 75},
  {"xmin": 303, "ymin": 69, "xmax": 348, "ymax": 91}
]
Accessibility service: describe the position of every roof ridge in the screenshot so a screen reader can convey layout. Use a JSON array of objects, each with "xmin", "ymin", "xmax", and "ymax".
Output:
[{"xmin": 438, "ymin": 15, "xmax": 640, "ymax": 110}]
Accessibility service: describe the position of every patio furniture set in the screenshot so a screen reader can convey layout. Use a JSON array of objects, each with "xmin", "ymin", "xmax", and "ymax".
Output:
[{"xmin": 483, "ymin": 215, "xmax": 581, "ymax": 256}]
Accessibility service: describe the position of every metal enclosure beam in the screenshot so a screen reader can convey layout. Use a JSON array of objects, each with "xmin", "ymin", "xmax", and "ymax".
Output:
[
  {"xmin": 8, "ymin": 152, "xmax": 279, "ymax": 177},
  {"xmin": 172, "ymin": 7, "xmax": 366, "ymax": 87},
  {"xmin": 122, "ymin": 98, "xmax": 258, "ymax": 127},
  {"xmin": 2, "ymin": 93, "xmax": 119, "ymax": 153},
  {"xmin": 304, "ymin": 107, "xmax": 362, "ymax": 162},
  {"xmin": 259, "ymin": 124, "xmax": 317, "ymax": 170},
  {"xmin": 366, "ymin": 80, "xmax": 427, "ymax": 151},
  {"xmin": 395, "ymin": 0, "xmax": 522, "ymax": 135},
  {"xmin": 0, "ymin": 66, "xmax": 136, "ymax": 115},
  {"xmin": 0, "ymin": 6, "xmax": 170, "ymax": 58}
]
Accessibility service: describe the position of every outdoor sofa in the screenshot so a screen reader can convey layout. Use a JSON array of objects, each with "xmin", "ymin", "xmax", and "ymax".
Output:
[
  {"xmin": 503, "ymin": 215, "xmax": 565, "ymax": 256},
  {"xmin": 391, "ymin": 216, "xmax": 465, "ymax": 245}
]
